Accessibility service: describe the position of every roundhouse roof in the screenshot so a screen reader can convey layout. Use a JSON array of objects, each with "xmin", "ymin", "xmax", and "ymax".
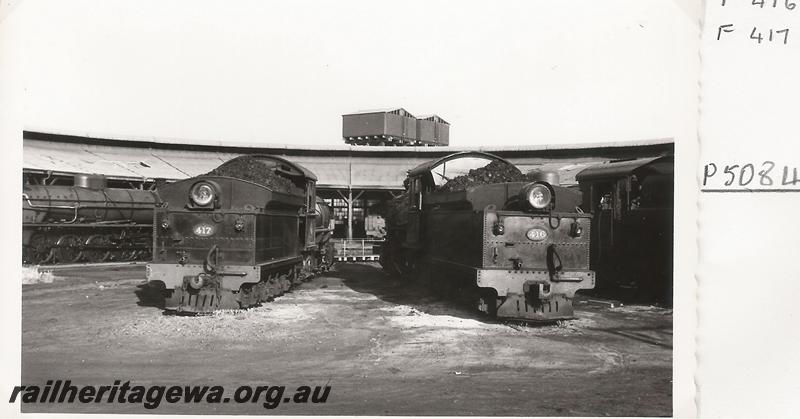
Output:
[{"xmin": 22, "ymin": 130, "xmax": 674, "ymax": 189}]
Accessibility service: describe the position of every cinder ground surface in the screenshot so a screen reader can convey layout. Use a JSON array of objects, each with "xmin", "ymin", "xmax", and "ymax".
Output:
[{"xmin": 21, "ymin": 263, "xmax": 672, "ymax": 416}]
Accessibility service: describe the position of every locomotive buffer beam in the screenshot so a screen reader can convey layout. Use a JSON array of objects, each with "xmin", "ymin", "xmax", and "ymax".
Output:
[
  {"xmin": 476, "ymin": 269, "xmax": 595, "ymax": 298},
  {"xmin": 476, "ymin": 269, "xmax": 596, "ymax": 321}
]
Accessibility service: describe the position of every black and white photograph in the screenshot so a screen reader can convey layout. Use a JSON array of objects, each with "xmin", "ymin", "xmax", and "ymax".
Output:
[{"xmin": 9, "ymin": 0, "xmax": 800, "ymax": 418}]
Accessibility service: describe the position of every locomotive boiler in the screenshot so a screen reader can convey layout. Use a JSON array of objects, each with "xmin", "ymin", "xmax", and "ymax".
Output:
[
  {"xmin": 381, "ymin": 151, "xmax": 595, "ymax": 321},
  {"xmin": 144, "ymin": 154, "xmax": 331, "ymax": 313},
  {"xmin": 22, "ymin": 174, "xmax": 156, "ymax": 264}
]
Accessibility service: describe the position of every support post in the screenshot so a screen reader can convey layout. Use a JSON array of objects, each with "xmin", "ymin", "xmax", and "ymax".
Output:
[
  {"xmin": 347, "ymin": 188, "xmax": 353, "ymax": 240},
  {"xmin": 336, "ymin": 188, "xmax": 365, "ymax": 241}
]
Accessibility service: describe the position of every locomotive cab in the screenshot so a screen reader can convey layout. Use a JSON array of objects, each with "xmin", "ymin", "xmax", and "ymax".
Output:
[
  {"xmin": 576, "ymin": 155, "xmax": 674, "ymax": 304},
  {"xmin": 145, "ymin": 155, "xmax": 322, "ymax": 313},
  {"xmin": 385, "ymin": 151, "xmax": 595, "ymax": 321}
]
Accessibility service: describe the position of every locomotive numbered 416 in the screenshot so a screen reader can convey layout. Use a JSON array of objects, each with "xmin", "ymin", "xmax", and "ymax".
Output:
[
  {"xmin": 381, "ymin": 152, "xmax": 595, "ymax": 321},
  {"xmin": 145, "ymin": 155, "xmax": 332, "ymax": 313}
]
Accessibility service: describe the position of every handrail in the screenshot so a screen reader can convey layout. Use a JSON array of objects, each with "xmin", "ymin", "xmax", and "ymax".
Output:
[
  {"xmin": 22, "ymin": 193, "xmax": 150, "ymax": 225},
  {"xmin": 332, "ymin": 238, "xmax": 385, "ymax": 259}
]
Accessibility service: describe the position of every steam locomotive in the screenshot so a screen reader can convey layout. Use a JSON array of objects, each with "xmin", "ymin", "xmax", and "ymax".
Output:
[
  {"xmin": 576, "ymin": 155, "xmax": 673, "ymax": 304},
  {"xmin": 22, "ymin": 174, "xmax": 156, "ymax": 264},
  {"xmin": 381, "ymin": 151, "xmax": 595, "ymax": 321},
  {"xmin": 144, "ymin": 155, "xmax": 333, "ymax": 313}
]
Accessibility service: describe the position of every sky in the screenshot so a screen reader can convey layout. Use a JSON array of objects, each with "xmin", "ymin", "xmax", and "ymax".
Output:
[{"xmin": 6, "ymin": 0, "xmax": 699, "ymax": 147}]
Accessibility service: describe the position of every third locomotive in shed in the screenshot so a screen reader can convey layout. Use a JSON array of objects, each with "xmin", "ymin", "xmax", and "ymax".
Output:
[
  {"xmin": 23, "ymin": 174, "xmax": 156, "ymax": 264},
  {"xmin": 577, "ymin": 155, "xmax": 674, "ymax": 304},
  {"xmin": 381, "ymin": 151, "xmax": 595, "ymax": 321}
]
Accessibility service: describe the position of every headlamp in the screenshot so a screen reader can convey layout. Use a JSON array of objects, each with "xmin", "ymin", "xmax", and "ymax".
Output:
[
  {"xmin": 522, "ymin": 182, "xmax": 553, "ymax": 210},
  {"xmin": 190, "ymin": 182, "xmax": 215, "ymax": 206}
]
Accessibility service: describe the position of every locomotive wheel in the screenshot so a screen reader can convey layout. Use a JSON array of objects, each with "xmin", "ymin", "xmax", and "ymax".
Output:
[
  {"xmin": 477, "ymin": 291, "xmax": 499, "ymax": 317},
  {"xmin": 106, "ymin": 250, "xmax": 121, "ymax": 262},
  {"xmin": 238, "ymin": 282, "xmax": 269, "ymax": 308},
  {"xmin": 303, "ymin": 255, "xmax": 318, "ymax": 281},
  {"xmin": 82, "ymin": 234, "xmax": 112, "ymax": 263},
  {"xmin": 106, "ymin": 232, "xmax": 129, "ymax": 262},
  {"xmin": 54, "ymin": 235, "xmax": 82, "ymax": 263},
  {"xmin": 121, "ymin": 248, "xmax": 139, "ymax": 261},
  {"xmin": 28, "ymin": 233, "xmax": 55, "ymax": 264},
  {"xmin": 138, "ymin": 248, "xmax": 152, "ymax": 262},
  {"xmin": 379, "ymin": 242, "xmax": 403, "ymax": 277},
  {"xmin": 265, "ymin": 276, "xmax": 282, "ymax": 298},
  {"xmin": 324, "ymin": 241, "xmax": 335, "ymax": 270},
  {"xmin": 299, "ymin": 255, "xmax": 312, "ymax": 283},
  {"xmin": 279, "ymin": 274, "xmax": 292, "ymax": 292},
  {"xmin": 131, "ymin": 235, "xmax": 152, "ymax": 261}
]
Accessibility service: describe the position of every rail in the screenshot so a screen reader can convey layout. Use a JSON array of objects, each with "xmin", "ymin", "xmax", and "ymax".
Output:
[{"xmin": 332, "ymin": 238, "xmax": 384, "ymax": 262}]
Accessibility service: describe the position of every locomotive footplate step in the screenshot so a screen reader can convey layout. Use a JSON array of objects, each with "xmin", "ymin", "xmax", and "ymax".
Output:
[{"xmin": 495, "ymin": 293, "xmax": 575, "ymax": 321}]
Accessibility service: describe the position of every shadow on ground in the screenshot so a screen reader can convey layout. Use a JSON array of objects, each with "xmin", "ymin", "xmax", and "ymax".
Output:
[
  {"xmin": 134, "ymin": 282, "xmax": 166, "ymax": 309},
  {"xmin": 325, "ymin": 262, "xmax": 500, "ymax": 324}
]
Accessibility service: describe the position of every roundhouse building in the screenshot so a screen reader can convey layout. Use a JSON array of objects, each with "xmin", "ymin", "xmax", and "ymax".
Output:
[{"xmin": 22, "ymin": 130, "xmax": 673, "ymax": 256}]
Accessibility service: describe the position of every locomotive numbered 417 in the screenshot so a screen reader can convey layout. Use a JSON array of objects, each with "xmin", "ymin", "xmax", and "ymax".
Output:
[
  {"xmin": 145, "ymin": 155, "xmax": 332, "ymax": 313},
  {"xmin": 381, "ymin": 152, "xmax": 595, "ymax": 321}
]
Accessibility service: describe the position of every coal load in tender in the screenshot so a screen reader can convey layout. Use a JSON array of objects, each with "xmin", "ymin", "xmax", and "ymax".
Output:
[
  {"xmin": 206, "ymin": 156, "xmax": 300, "ymax": 194},
  {"xmin": 387, "ymin": 160, "xmax": 545, "ymax": 224},
  {"xmin": 438, "ymin": 160, "xmax": 529, "ymax": 192}
]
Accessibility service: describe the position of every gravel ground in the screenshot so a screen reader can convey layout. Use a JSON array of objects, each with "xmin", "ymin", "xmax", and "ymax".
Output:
[{"xmin": 20, "ymin": 263, "xmax": 672, "ymax": 416}]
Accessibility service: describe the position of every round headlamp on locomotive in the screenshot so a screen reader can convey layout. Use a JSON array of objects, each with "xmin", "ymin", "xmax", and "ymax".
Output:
[
  {"xmin": 189, "ymin": 181, "xmax": 217, "ymax": 207},
  {"xmin": 143, "ymin": 155, "xmax": 332, "ymax": 314},
  {"xmin": 381, "ymin": 151, "xmax": 595, "ymax": 322},
  {"xmin": 520, "ymin": 182, "xmax": 553, "ymax": 210}
]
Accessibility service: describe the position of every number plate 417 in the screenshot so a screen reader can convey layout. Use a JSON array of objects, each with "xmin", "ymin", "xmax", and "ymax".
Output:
[{"xmin": 194, "ymin": 223, "xmax": 215, "ymax": 237}]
